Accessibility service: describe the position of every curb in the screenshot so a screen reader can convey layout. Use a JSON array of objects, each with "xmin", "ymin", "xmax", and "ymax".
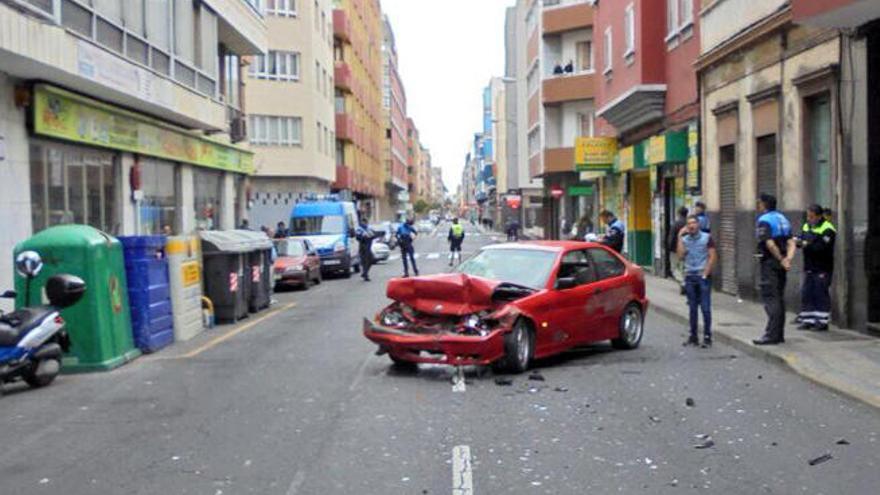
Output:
[{"xmin": 651, "ymin": 303, "xmax": 880, "ymax": 410}]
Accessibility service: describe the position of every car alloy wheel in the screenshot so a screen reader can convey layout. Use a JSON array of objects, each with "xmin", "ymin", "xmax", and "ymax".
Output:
[
  {"xmin": 515, "ymin": 323, "xmax": 530, "ymax": 370},
  {"xmin": 613, "ymin": 304, "xmax": 643, "ymax": 350}
]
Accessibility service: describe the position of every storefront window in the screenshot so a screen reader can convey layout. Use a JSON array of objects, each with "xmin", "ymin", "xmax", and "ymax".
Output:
[
  {"xmin": 193, "ymin": 168, "xmax": 223, "ymax": 230},
  {"xmin": 29, "ymin": 143, "xmax": 118, "ymax": 234},
  {"xmin": 140, "ymin": 159, "xmax": 178, "ymax": 235}
]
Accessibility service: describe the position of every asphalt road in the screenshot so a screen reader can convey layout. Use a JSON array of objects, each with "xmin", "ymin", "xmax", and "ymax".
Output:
[{"xmin": 1, "ymin": 224, "xmax": 879, "ymax": 495}]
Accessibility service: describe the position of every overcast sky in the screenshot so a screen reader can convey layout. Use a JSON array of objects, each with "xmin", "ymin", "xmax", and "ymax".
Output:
[{"xmin": 381, "ymin": 0, "xmax": 511, "ymax": 194}]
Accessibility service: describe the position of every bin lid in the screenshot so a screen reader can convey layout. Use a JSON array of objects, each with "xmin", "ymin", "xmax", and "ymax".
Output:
[
  {"xmin": 199, "ymin": 231, "xmax": 248, "ymax": 253},
  {"xmin": 233, "ymin": 230, "xmax": 273, "ymax": 250},
  {"xmin": 118, "ymin": 235, "xmax": 167, "ymax": 250},
  {"xmin": 15, "ymin": 225, "xmax": 118, "ymax": 253}
]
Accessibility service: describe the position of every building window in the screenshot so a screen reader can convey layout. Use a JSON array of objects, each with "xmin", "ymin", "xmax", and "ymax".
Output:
[
  {"xmin": 248, "ymin": 115, "xmax": 303, "ymax": 146},
  {"xmin": 335, "ymin": 92, "xmax": 346, "ymax": 113},
  {"xmin": 528, "ymin": 127, "xmax": 541, "ymax": 158},
  {"xmin": 603, "ymin": 27, "xmax": 613, "ymax": 74},
  {"xmin": 139, "ymin": 159, "xmax": 179, "ymax": 235},
  {"xmin": 578, "ymin": 112, "xmax": 594, "ymax": 137},
  {"xmin": 314, "ymin": 0, "xmax": 319, "ymax": 30},
  {"xmin": 624, "ymin": 4, "xmax": 635, "ymax": 59},
  {"xmin": 576, "ymin": 40, "xmax": 592, "ymax": 72},
  {"xmin": 317, "ymin": 122, "xmax": 324, "ymax": 154},
  {"xmin": 527, "ymin": 64, "xmax": 539, "ymax": 95},
  {"xmin": 249, "ymin": 51, "xmax": 300, "ymax": 80},
  {"xmin": 221, "ymin": 51, "xmax": 241, "ymax": 109},
  {"xmin": 666, "ymin": 0, "xmax": 679, "ymax": 39},
  {"xmin": 806, "ymin": 93, "xmax": 833, "ymax": 208},
  {"xmin": 680, "ymin": 0, "xmax": 694, "ymax": 28},
  {"xmin": 193, "ymin": 168, "xmax": 222, "ymax": 231},
  {"xmin": 266, "ymin": 0, "xmax": 296, "ymax": 16},
  {"xmin": 29, "ymin": 142, "xmax": 118, "ymax": 235}
]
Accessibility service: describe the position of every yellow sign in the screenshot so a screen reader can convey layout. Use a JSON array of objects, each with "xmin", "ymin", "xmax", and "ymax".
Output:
[
  {"xmin": 687, "ymin": 127, "xmax": 700, "ymax": 190},
  {"xmin": 33, "ymin": 85, "xmax": 254, "ymax": 174},
  {"xmin": 618, "ymin": 146, "xmax": 635, "ymax": 172},
  {"xmin": 575, "ymin": 137, "xmax": 618, "ymax": 171},
  {"xmin": 181, "ymin": 261, "xmax": 201, "ymax": 287},
  {"xmin": 647, "ymin": 135, "xmax": 666, "ymax": 165}
]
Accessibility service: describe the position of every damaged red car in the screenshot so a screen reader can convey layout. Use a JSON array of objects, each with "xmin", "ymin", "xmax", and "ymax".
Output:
[{"xmin": 363, "ymin": 241, "xmax": 648, "ymax": 373}]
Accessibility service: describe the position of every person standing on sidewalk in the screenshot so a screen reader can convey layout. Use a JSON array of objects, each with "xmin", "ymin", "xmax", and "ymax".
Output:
[
  {"xmin": 396, "ymin": 218, "xmax": 419, "ymax": 277},
  {"xmin": 694, "ymin": 201, "xmax": 711, "ymax": 233},
  {"xmin": 753, "ymin": 194, "xmax": 796, "ymax": 346},
  {"xmin": 448, "ymin": 218, "xmax": 466, "ymax": 266},
  {"xmin": 795, "ymin": 204, "xmax": 836, "ymax": 330},
  {"xmin": 669, "ymin": 207, "xmax": 690, "ymax": 294},
  {"xmin": 677, "ymin": 215, "xmax": 718, "ymax": 348}
]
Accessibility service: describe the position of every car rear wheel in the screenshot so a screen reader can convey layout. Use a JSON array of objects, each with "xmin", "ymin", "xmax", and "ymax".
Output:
[
  {"xmin": 314, "ymin": 270, "xmax": 322, "ymax": 285},
  {"xmin": 494, "ymin": 319, "xmax": 533, "ymax": 374},
  {"xmin": 303, "ymin": 270, "xmax": 313, "ymax": 290},
  {"xmin": 611, "ymin": 303, "xmax": 644, "ymax": 350}
]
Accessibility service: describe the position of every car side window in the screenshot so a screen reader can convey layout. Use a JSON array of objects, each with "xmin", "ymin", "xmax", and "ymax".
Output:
[
  {"xmin": 558, "ymin": 250, "xmax": 597, "ymax": 286},
  {"xmin": 589, "ymin": 248, "xmax": 626, "ymax": 281}
]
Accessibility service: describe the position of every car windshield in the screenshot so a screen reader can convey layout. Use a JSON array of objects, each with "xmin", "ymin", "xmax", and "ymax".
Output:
[
  {"xmin": 456, "ymin": 248, "xmax": 557, "ymax": 289},
  {"xmin": 275, "ymin": 240, "xmax": 305, "ymax": 257},
  {"xmin": 290, "ymin": 215, "xmax": 344, "ymax": 235}
]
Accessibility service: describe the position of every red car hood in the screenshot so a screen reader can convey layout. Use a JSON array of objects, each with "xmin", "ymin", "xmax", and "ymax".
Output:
[{"xmin": 386, "ymin": 273, "xmax": 501, "ymax": 316}]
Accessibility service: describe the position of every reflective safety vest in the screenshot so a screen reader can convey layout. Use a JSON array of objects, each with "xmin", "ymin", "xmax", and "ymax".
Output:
[
  {"xmin": 802, "ymin": 220, "xmax": 836, "ymax": 236},
  {"xmin": 451, "ymin": 224, "xmax": 464, "ymax": 238}
]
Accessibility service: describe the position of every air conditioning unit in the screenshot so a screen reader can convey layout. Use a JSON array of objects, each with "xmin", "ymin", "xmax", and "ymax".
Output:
[{"xmin": 230, "ymin": 117, "xmax": 247, "ymax": 143}]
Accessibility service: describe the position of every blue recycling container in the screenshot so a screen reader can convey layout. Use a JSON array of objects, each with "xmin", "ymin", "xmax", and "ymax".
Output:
[{"xmin": 118, "ymin": 236, "xmax": 174, "ymax": 353}]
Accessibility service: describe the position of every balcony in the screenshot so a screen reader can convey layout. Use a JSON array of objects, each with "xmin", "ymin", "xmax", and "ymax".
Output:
[
  {"xmin": 206, "ymin": 0, "xmax": 268, "ymax": 54},
  {"xmin": 542, "ymin": 73, "xmax": 595, "ymax": 105},
  {"xmin": 333, "ymin": 164, "xmax": 352, "ymax": 190},
  {"xmin": 596, "ymin": 85, "xmax": 667, "ymax": 136},
  {"xmin": 336, "ymin": 114, "xmax": 356, "ymax": 142},
  {"xmin": 793, "ymin": 0, "xmax": 880, "ymax": 28},
  {"xmin": 334, "ymin": 62, "xmax": 353, "ymax": 93},
  {"xmin": 333, "ymin": 9, "xmax": 352, "ymax": 42},
  {"xmin": 543, "ymin": 1, "xmax": 593, "ymax": 36},
  {"xmin": 542, "ymin": 147, "xmax": 575, "ymax": 175},
  {"xmin": 529, "ymin": 154, "xmax": 543, "ymax": 179}
]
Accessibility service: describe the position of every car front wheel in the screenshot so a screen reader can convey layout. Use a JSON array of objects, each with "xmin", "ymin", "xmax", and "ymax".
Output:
[
  {"xmin": 494, "ymin": 319, "xmax": 533, "ymax": 374},
  {"xmin": 611, "ymin": 303, "xmax": 644, "ymax": 350}
]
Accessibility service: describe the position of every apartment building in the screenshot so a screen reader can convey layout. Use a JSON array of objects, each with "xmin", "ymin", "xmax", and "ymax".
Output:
[
  {"xmin": 0, "ymin": 0, "xmax": 267, "ymax": 307},
  {"xmin": 332, "ymin": 0, "xmax": 383, "ymax": 220},
  {"xmin": 245, "ymin": 0, "xmax": 336, "ymax": 228},
  {"xmin": 380, "ymin": 14, "xmax": 409, "ymax": 221}
]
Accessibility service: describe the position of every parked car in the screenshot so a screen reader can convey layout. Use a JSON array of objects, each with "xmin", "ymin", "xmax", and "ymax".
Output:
[
  {"xmin": 370, "ymin": 222, "xmax": 398, "ymax": 250},
  {"xmin": 416, "ymin": 220, "xmax": 434, "ymax": 233},
  {"xmin": 363, "ymin": 241, "xmax": 648, "ymax": 373},
  {"xmin": 273, "ymin": 238, "xmax": 322, "ymax": 290},
  {"xmin": 371, "ymin": 241, "xmax": 391, "ymax": 262}
]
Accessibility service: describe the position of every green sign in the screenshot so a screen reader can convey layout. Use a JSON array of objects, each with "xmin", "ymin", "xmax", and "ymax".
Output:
[
  {"xmin": 33, "ymin": 84, "xmax": 253, "ymax": 174},
  {"xmin": 644, "ymin": 130, "xmax": 689, "ymax": 166},
  {"xmin": 568, "ymin": 185, "xmax": 594, "ymax": 196}
]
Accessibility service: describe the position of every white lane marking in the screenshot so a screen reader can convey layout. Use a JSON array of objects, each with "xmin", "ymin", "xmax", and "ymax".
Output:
[
  {"xmin": 286, "ymin": 469, "xmax": 306, "ymax": 495},
  {"xmin": 426, "ymin": 253, "xmax": 440, "ymax": 260},
  {"xmin": 414, "ymin": 253, "xmax": 421, "ymax": 259},
  {"xmin": 452, "ymin": 445, "xmax": 473, "ymax": 495},
  {"xmin": 452, "ymin": 367, "xmax": 466, "ymax": 393},
  {"xmin": 389, "ymin": 254, "xmax": 400, "ymax": 261}
]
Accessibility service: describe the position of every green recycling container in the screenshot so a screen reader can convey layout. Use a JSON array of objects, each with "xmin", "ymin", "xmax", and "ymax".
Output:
[{"xmin": 13, "ymin": 225, "xmax": 141, "ymax": 372}]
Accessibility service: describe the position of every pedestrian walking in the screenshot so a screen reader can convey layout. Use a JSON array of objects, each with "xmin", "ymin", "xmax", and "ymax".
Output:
[
  {"xmin": 396, "ymin": 218, "xmax": 419, "ymax": 277},
  {"xmin": 677, "ymin": 215, "xmax": 718, "ymax": 348},
  {"xmin": 598, "ymin": 210, "xmax": 626, "ymax": 253},
  {"xmin": 753, "ymin": 194, "xmax": 796, "ymax": 346},
  {"xmin": 795, "ymin": 204, "xmax": 836, "ymax": 330},
  {"xmin": 356, "ymin": 217, "xmax": 375, "ymax": 282},
  {"xmin": 448, "ymin": 218, "xmax": 465, "ymax": 266},
  {"xmin": 669, "ymin": 207, "xmax": 690, "ymax": 294},
  {"xmin": 694, "ymin": 201, "xmax": 711, "ymax": 233}
]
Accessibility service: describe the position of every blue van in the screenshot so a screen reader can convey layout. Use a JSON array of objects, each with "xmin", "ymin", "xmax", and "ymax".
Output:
[{"xmin": 289, "ymin": 200, "xmax": 361, "ymax": 277}]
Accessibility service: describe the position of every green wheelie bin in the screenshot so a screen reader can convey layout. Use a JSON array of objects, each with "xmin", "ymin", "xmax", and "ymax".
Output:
[{"xmin": 13, "ymin": 225, "xmax": 141, "ymax": 372}]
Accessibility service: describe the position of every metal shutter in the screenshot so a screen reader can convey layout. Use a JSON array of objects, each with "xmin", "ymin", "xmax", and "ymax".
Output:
[
  {"xmin": 756, "ymin": 136, "xmax": 777, "ymax": 199},
  {"xmin": 719, "ymin": 145, "xmax": 738, "ymax": 295}
]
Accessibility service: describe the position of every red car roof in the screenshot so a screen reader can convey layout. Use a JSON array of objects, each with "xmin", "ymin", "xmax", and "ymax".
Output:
[{"xmin": 484, "ymin": 240, "xmax": 605, "ymax": 252}]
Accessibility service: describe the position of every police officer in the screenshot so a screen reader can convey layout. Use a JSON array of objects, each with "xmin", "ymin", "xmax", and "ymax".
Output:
[
  {"xmin": 796, "ymin": 204, "xmax": 836, "ymax": 330},
  {"xmin": 396, "ymin": 218, "xmax": 419, "ymax": 277},
  {"xmin": 753, "ymin": 194, "xmax": 797, "ymax": 346},
  {"xmin": 355, "ymin": 217, "xmax": 375, "ymax": 282},
  {"xmin": 448, "ymin": 218, "xmax": 465, "ymax": 266},
  {"xmin": 694, "ymin": 201, "xmax": 711, "ymax": 233},
  {"xmin": 598, "ymin": 210, "xmax": 625, "ymax": 253}
]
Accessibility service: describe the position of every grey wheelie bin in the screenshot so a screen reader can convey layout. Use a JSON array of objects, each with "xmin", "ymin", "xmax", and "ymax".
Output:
[
  {"xmin": 234, "ymin": 230, "xmax": 273, "ymax": 313},
  {"xmin": 199, "ymin": 231, "xmax": 248, "ymax": 324}
]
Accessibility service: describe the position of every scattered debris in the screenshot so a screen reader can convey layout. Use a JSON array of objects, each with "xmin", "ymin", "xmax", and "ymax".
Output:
[
  {"xmin": 694, "ymin": 439, "xmax": 715, "ymax": 449},
  {"xmin": 770, "ymin": 442, "xmax": 778, "ymax": 447},
  {"xmin": 649, "ymin": 416, "xmax": 661, "ymax": 423},
  {"xmin": 494, "ymin": 377, "xmax": 514, "ymax": 386},
  {"xmin": 808, "ymin": 454, "xmax": 833, "ymax": 466},
  {"xmin": 528, "ymin": 372, "xmax": 546, "ymax": 382},
  {"xmin": 39, "ymin": 479, "xmax": 49, "ymax": 485},
  {"xmin": 836, "ymin": 439, "xmax": 850, "ymax": 446},
  {"xmin": 685, "ymin": 397, "xmax": 696, "ymax": 407},
  {"xmin": 621, "ymin": 370, "xmax": 643, "ymax": 375},
  {"xmin": 553, "ymin": 386, "xmax": 569, "ymax": 392},
  {"xmin": 757, "ymin": 374, "xmax": 763, "ymax": 380}
]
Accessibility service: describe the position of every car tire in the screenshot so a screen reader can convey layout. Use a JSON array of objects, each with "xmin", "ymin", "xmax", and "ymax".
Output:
[
  {"xmin": 611, "ymin": 303, "xmax": 644, "ymax": 350},
  {"xmin": 314, "ymin": 270, "xmax": 322, "ymax": 285},
  {"xmin": 494, "ymin": 319, "xmax": 534, "ymax": 374},
  {"xmin": 303, "ymin": 270, "xmax": 312, "ymax": 290}
]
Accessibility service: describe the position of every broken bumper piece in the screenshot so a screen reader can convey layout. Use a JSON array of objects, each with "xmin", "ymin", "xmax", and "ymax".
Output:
[{"xmin": 362, "ymin": 318, "xmax": 507, "ymax": 366}]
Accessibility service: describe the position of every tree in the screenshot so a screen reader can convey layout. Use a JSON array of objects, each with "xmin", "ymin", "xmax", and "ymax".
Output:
[{"xmin": 413, "ymin": 199, "xmax": 429, "ymax": 215}]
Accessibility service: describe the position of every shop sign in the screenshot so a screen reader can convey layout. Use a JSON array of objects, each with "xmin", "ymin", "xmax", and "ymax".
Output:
[
  {"xmin": 686, "ymin": 126, "xmax": 701, "ymax": 192},
  {"xmin": 646, "ymin": 130, "xmax": 689, "ymax": 166},
  {"xmin": 618, "ymin": 142, "xmax": 647, "ymax": 172},
  {"xmin": 567, "ymin": 185, "xmax": 594, "ymax": 196},
  {"xmin": 33, "ymin": 85, "xmax": 254, "ymax": 174},
  {"xmin": 181, "ymin": 261, "xmax": 201, "ymax": 287},
  {"xmin": 579, "ymin": 171, "xmax": 606, "ymax": 181},
  {"xmin": 575, "ymin": 137, "xmax": 618, "ymax": 171},
  {"xmin": 647, "ymin": 136, "xmax": 666, "ymax": 166}
]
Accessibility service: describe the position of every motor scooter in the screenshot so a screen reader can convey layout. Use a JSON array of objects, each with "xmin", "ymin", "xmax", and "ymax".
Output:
[{"xmin": 0, "ymin": 251, "xmax": 84, "ymax": 389}]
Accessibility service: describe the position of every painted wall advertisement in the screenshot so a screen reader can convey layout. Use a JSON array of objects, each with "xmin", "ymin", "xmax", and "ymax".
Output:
[{"xmin": 33, "ymin": 85, "xmax": 253, "ymax": 174}]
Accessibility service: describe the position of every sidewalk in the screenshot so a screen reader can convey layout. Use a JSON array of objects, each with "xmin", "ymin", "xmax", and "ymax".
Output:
[{"xmin": 647, "ymin": 275, "xmax": 880, "ymax": 410}]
